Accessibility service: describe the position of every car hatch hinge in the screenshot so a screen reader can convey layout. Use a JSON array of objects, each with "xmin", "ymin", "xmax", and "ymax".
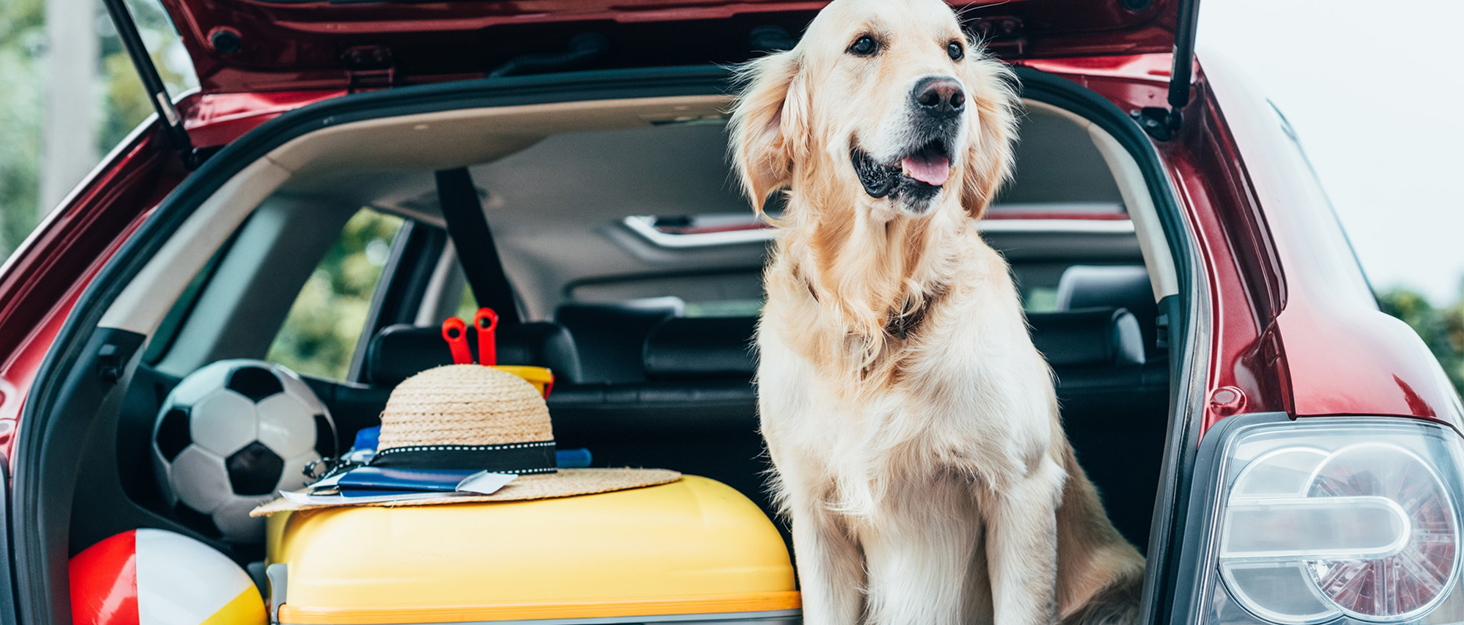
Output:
[
  {"xmin": 1132, "ymin": 0, "xmax": 1201, "ymax": 141},
  {"xmin": 343, "ymin": 45, "xmax": 396, "ymax": 92},
  {"xmin": 1131, "ymin": 107, "xmax": 1181, "ymax": 142},
  {"xmin": 964, "ymin": 16, "xmax": 1026, "ymax": 56}
]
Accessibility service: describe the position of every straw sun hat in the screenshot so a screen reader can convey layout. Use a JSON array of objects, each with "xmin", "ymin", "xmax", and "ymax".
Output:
[{"xmin": 254, "ymin": 365, "xmax": 679, "ymax": 514}]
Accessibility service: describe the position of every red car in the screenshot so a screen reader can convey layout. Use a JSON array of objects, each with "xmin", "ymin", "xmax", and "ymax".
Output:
[{"xmin": 2, "ymin": 0, "xmax": 1461, "ymax": 622}]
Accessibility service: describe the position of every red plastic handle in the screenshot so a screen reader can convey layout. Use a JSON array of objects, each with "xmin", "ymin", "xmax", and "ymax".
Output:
[
  {"xmin": 441, "ymin": 317, "xmax": 473, "ymax": 365},
  {"xmin": 474, "ymin": 308, "xmax": 498, "ymax": 366}
]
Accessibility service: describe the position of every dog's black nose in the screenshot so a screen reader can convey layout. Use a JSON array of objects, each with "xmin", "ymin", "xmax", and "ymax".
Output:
[{"xmin": 912, "ymin": 76, "xmax": 965, "ymax": 119}]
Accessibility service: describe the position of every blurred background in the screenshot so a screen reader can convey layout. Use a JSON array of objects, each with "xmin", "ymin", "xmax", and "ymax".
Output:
[{"xmin": 0, "ymin": 0, "xmax": 1459, "ymax": 391}]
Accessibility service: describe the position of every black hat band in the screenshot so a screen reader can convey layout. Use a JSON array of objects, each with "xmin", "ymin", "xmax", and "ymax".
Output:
[{"xmin": 370, "ymin": 440, "xmax": 557, "ymax": 475}]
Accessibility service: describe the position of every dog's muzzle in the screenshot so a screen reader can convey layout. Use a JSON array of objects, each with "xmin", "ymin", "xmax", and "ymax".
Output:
[
  {"xmin": 851, "ymin": 76, "xmax": 966, "ymax": 210},
  {"xmin": 851, "ymin": 138, "xmax": 952, "ymax": 208}
]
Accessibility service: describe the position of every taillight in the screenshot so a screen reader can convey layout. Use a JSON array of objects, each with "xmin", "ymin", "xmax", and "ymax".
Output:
[
  {"xmin": 1307, "ymin": 445, "xmax": 1457, "ymax": 618},
  {"xmin": 1200, "ymin": 419, "xmax": 1464, "ymax": 624}
]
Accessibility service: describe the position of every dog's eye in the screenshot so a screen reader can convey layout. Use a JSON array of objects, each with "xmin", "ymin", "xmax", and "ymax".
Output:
[
  {"xmin": 848, "ymin": 35, "xmax": 879, "ymax": 57},
  {"xmin": 947, "ymin": 41, "xmax": 964, "ymax": 61}
]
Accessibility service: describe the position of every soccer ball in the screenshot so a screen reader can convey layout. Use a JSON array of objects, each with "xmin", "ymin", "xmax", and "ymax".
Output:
[{"xmin": 152, "ymin": 360, "xmax": 336, "ymax": 543}]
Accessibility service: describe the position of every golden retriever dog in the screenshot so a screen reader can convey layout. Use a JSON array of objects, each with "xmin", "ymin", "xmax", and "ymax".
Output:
[{"xmin": 729, "ymin": 0, "xmax": 1145, "ymax": 623}]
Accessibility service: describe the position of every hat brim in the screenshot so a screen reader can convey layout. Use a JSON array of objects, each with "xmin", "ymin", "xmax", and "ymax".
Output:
[{"xmin": 251, "ymin": 468, "xmax": 681, "ymax": 517}]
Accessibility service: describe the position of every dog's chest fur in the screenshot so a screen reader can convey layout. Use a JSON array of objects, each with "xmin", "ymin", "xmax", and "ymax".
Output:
[{"xmin": 756, "ymin": 229, "xmax": 1061, "ymax": 518}]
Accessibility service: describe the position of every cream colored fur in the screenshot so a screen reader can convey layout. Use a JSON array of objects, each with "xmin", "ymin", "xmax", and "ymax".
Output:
[{"xmin": 730, "ymin": 0, "xmax": 1145, "ymax": 623}]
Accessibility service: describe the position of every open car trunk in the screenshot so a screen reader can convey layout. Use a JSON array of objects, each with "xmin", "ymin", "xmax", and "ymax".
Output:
[{"xmin": 14, "ymin": 60, "xmax": 1199, "ymax": 624}]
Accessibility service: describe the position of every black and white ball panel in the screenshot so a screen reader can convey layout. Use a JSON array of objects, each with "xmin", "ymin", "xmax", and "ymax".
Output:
[
  {"xmin": 152, "ymin": 359, "xmax": 334, "ymax": 543},
  {"xmin": 226, "ymin": 366, "xmax": 284, "ymax": 401},
  {"xmin": 155, "ymin": 408, "xmax": 192, "ymax": 462},
  {"xmin": 168, "ymin": 446, "xmax": 235, "ymax": 512},
  {"xmin": 189, "ymin": 390, "xmax": 259, "ymax": 458},
  {"xmin": 226, "ymin": 442, "xmax": 284, "ymax": 496}
]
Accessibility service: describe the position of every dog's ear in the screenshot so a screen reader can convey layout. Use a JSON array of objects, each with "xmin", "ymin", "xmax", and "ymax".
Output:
[
  {"xmin": 729, "ymin": 50, "xmax": 807, "ymax": 213},
  {"xmin": 958, "ymin": 47, "xmax": 1019, "ymax": 220}
]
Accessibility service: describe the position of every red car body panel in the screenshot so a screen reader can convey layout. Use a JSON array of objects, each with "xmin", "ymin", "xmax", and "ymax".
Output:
[
  {"xmin": 184, "ymin": 90, "xmax": 347, "ymax": 147},
  {"xmin": 159, "ymin": 0, "xmax": 1180, "ymax": 93},
  {"xmin": 1198, "ymin": 56, "xmax": 1463, "ymax": 429},
  {"xmin": 0, "ymin": 130, "xmax": 179, "ymax": 460}
]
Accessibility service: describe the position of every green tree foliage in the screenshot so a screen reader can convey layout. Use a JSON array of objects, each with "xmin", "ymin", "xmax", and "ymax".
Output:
[
  {"xmin": 266, "ymin": 209, "xmax": 404, "ymax": 381},
  {"xmin": 96, "ymin": 0, "xmax": 189, "ymax": 153},
  {"xmin": 0, "ymin": 0, "xmax": 44, "ymax": 258},
  {"xmin": 1378, "ymin": 286, "xmax": 1464, "ymax": 398},
  {"xmin": 0, "ymin": 0, "xmax": 191, "ymax": 260}
]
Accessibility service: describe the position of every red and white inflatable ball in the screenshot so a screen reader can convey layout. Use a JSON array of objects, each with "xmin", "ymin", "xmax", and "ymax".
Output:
[{"xmin": 70, "ymin": 529, "xmax": 266, "ymax": 625}]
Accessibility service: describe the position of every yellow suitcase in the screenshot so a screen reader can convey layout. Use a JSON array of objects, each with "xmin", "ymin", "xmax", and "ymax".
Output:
[{"xmin": 264, "ymin": 476, "xmax": 799, "ymax": 624}]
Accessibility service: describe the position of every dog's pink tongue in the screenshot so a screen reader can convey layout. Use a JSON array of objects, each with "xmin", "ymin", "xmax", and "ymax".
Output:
[{"xmin": 902, "ymin": 154, "xmax": 950, "ymax": 186}]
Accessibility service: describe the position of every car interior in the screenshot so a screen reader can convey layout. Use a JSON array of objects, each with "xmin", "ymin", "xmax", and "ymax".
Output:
[{"xmin": 65, "ymin": 93, "xmax": 1181, "ymax": 573}]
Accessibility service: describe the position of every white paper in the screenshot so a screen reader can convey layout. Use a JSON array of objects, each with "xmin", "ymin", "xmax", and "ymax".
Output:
[
  {"xmin": 280, "ymin": 489, "xmax": 468, "ymax": 505},
  {"xmin": 457, "ymin": 471, "xmax": 517, "ymax": 495},
  {"xmin": 307, "ymin": 472, "xmax": 345, "ymax": 492}
]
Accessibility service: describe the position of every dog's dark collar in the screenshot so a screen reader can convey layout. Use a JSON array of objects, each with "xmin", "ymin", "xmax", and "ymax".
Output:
[
  {"xmin": 885, "ymin": 286, "xmax": 943, "ymax": 340},
  {"xmin": 799, "ymin": 270, "xmax": 942, "ymax": 340}
]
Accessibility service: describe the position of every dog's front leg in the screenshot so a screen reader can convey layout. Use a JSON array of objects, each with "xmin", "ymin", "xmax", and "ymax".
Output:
[
  {"xmin": 860, "ymin": 484, "xmax": 984, "ymax": 625},
  {"xmin": 791, "ymin": 506, "xmax": 866, "ymax": 625},
  {"xmin": 983, "ymin": 457, "xmax": 1065, "ymax": 625}
]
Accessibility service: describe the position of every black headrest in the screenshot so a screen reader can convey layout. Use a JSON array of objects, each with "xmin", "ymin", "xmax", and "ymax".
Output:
[
  {"xmin": 643, "ymin": 316, "xmax": 757, "ymax": 379},
  {"xmin": 554, "ymin": 299, "xmax": 684, "ymax": 384},
  {"xmin": 638, "ymin": 310, "xmax": 1140, "ymax": 377},
  {"xmin": 1056, "ymin": 265, "xmax": 1159, "ymax": 351},
  {"xmin": 1029, "ymin": 308, "xmax": 1145, "ymax": 368},
  {"xmin": 1057, "ymin": 265, "xmax": 1160, "ymax": 356},
  {"xmin": 366, "ymin": 322, "xmax": 582, "ymax": 387},
  {"xmin": 1056, "ymin": 265, "xmax": 1154, "ymax": 312}
]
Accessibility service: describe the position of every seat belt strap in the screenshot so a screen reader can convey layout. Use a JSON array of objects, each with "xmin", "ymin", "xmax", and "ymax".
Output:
[{"xmin": 434, "ymin": 168, "xmax": 521, "ymax": 324}]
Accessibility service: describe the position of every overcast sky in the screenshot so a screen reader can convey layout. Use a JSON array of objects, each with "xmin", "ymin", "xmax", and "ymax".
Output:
[{"xmin": 1199, "ymin": 0, "xmax": 1464, "ymax": 303}]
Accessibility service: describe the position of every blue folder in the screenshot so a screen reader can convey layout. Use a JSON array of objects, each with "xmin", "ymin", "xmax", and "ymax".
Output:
[{"xmin": 335, "ymin": 467, "xmax": 479, "ymax": 493}]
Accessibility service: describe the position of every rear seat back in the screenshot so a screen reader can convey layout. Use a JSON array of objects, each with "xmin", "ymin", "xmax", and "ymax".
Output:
[
  {"xmin": 1028, "ymin": 308, "xmax": 1145, "ymax": 368},
  {"xmin": 555, "ymin": 298, "xmax": 683, "ymax": 383},
  {"xmin": 365, "ymin": 322, "xmax": 582, "ymax": 387},
  {"xmin": 547, "ymin": 314, "xmax": 767, "ymax": 536},
  {"xmin": 1050, "ymin": 265, "xmax": 1168, "ymax": 547},
  {"xmin": 1035, "ymin": 303, "xmax": 1165, "ymax": 549},
  {"xmin": 1057, "ymin": 265, "xmax": 1160, "ymax": 358},
  {"xmin": 642, "ymin": 316, "xmax": 757, "ymax": 379},
  {"xmin": 361, "ymin": 305, "xmax": 1166, "ymax": 550},
  {"xmin": 561, "ymin": 309, "xmax": 1164, "ymax": 546}
]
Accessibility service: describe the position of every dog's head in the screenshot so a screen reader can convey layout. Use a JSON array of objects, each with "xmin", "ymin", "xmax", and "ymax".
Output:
[{"xmin": 731, "ymin": 0, "xmax": 1018, "ymax": 220}]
